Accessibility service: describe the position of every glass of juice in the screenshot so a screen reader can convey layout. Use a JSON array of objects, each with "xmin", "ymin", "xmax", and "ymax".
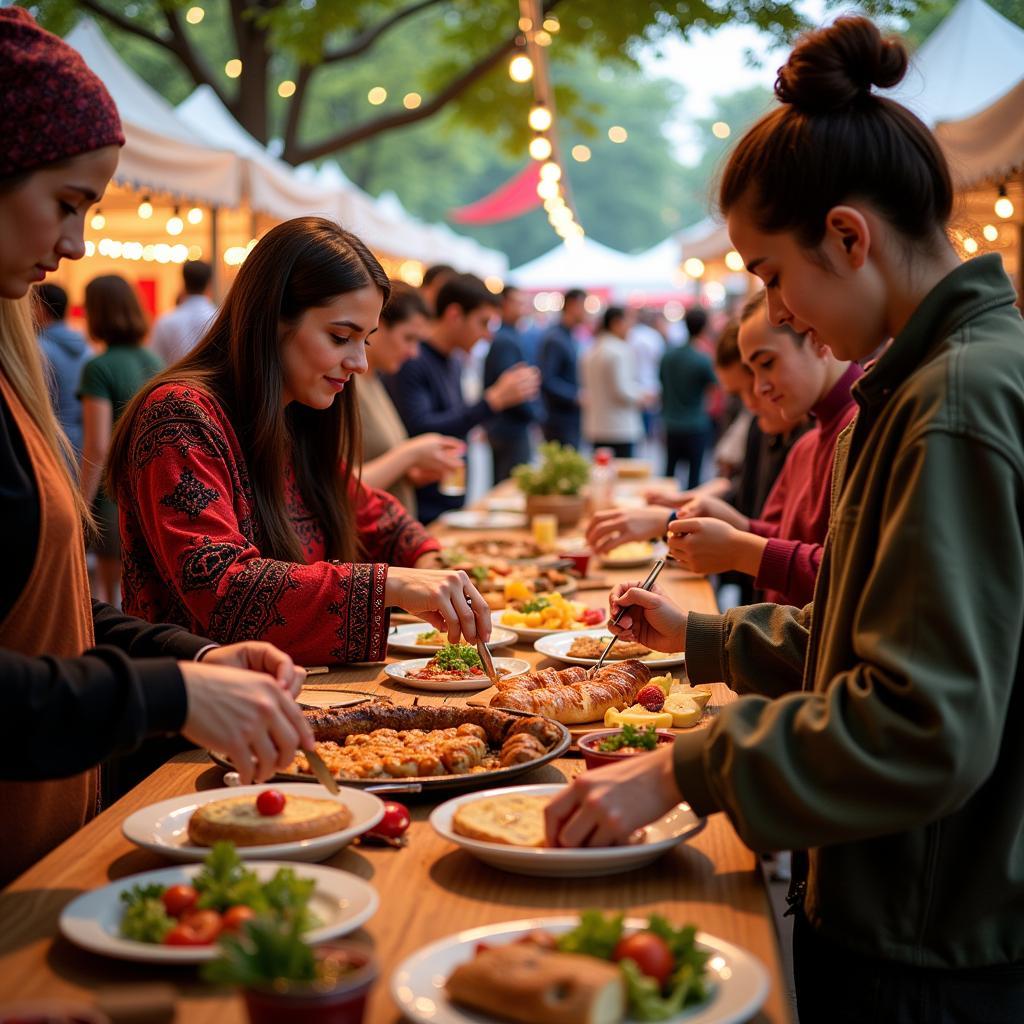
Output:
[
  {"xmin": 439, "ymin": 458, "xmax": 466, "ymax": 497},
  {"xmin": 532, "ymin": 513, "xmax": 558, "ymax": 552}
]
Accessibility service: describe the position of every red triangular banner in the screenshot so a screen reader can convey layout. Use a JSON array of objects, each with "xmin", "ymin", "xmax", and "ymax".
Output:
[{"xmin": 449, "ymin": 162, "xmax": 542, "ymax": 225}]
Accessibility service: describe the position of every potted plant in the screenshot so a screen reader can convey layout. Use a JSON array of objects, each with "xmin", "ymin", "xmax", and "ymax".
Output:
[
  {"xmin": 203, "ymin": 917, "xmax": 377, "ymax": 1024},
  {"xmin": 512, "ymin": 441, "xmax": 590, "ymax": 527}
]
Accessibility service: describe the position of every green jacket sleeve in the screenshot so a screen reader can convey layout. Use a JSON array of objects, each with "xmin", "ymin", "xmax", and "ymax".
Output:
[{"xmin": 674, "ymin": 429, "xmax": 1024, "ymax": 853}]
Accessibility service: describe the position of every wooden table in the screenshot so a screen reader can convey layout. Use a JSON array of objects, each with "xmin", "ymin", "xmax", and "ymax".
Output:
[{"xmin": 0, "ymin": 509, "xmax": 791, "ymax": 1023}]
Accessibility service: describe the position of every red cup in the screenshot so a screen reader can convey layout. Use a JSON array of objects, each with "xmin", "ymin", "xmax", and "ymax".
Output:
[
  {"xmin": 558, "ymin": 550, "xmax": 591, "ymax": 577},
  {"xmin": 243, "ymin": 944, "xmax": 377, "ymax": 1024}
]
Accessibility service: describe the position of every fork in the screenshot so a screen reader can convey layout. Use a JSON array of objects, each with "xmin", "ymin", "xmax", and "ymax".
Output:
[{"xmin": 588, "ymin": 558, "xmax": 666, "ymax": 677}]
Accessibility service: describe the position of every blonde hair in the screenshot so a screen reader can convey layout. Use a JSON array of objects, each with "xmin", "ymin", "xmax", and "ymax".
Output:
[{"xmin": 0, "ymin": 295, "xmax": 93, "ymax": 528}]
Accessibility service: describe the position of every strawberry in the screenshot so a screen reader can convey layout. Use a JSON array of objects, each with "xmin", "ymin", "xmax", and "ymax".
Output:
[{"xmin": 635, "ymin": 684, "xmax": 666, "ymax": 712}]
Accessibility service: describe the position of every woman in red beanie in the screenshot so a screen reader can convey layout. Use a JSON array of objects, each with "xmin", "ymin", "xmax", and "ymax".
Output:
[{"xmin": 0, "ymin": 6, "xmax": 314, "ymax": 885}]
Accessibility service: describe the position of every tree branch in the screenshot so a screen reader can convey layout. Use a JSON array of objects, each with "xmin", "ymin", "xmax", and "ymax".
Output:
[
  {"xmin": 161, "ymin": 4, "xmax": 233, "ymax": 110},
  {"xmin": 74, "ymin": 0, "xmax": 170, "ymax": 52},
  {"xmin": 321, "ymin": 0, "xmax": 450, "ymax": 64},
  {"xmin": 286, "ymin": 32, "xmax": 517, "ymax": 163},
  {"xmin": 283, "ymin": 63, "xmax": 314, "ymax": 160}
]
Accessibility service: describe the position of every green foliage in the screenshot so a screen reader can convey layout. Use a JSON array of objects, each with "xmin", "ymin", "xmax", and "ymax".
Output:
[
  {"xmin": 202, "ymin": 916, "xmax": 318, "ymax": 988},
  {"xmin": 512, "ymin": 441, "xmax": 589, "ymax": 496},
  {"xmin": 119, "ymin": 884, "xmax": 174, "ymax": 943},
  {"xmin": 901, "ymin": 0, "xmax": 1024, "ymax": 47}
]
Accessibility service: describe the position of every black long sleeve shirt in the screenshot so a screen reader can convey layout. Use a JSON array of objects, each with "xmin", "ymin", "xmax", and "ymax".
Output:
[{"xmin": 1, "ymin": 388, "xmax": 208, "ymax": 781}]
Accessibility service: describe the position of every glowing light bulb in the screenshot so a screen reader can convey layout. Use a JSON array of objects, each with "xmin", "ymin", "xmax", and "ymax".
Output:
[
  {"xmin": 137, "ymin": 197, "xmax": 153, "ymax": 219},
  {"xmin": 278, "ymin": 80, "xmax": 296, "ymax": 98},
  {"xmin": 683, "ymin": 258, "xmax": 706, "ymax": 278},
  {"xmin": 187, "ymin": 207, "xmax": 203, "ymax": 225},
  {"xmin": 90, "ymin": 211, "xmax": 106, "ymax": 230},
  {"xmin": 225, "ymin": 59, "xmax": 242, "ymax": 78},
  {"xmin": 528, "ymin": 104, "xmax": 552, "ymax": 132},
  {"xmin": 608, "ymin": 125, "xmax": 628, "ymax": 143},
  {"xmin": 509, "ymin": 55, "xmax": 534, "ymax": 83},
  {"xmin": 712, "ymin": 121, "xmax": 731, "ymax": 139},
  {"xmin": 186, "ymin": 6, "xmax": 204, "ymax": 24},
  {"xmin": 537, "ymin": 179, "xmax": 560, "ymax": 201},
  {"xmin": 995, "ymin": 196, "xmax": 1014, "ymax": 219},
  {"xmin": 403, "ymin": 92, "xmax": 422, "ymax": 109},
  {"xmin": 539, "ymin": 161, "xmax": 562, "ymax": 182},
  {"xmin": 963, "ymin": 237, "xmax": 978, "ymax": 254},
  {"xmin": 529, "ymin": 136, "xmax": 553, "ymax": 160},
  {"xmin": 571, "ymin": 144, "xmax": 591, "ymax": 163},
  {"xmin": 982, "ymin": 224, "xmax": 999, "ymax": 242},
  {"xmin": 166, "ymin": 208, "xmax": 184, "ymax": 236},
  {"xmin": 367, "ymin": 86, "xmax": 387, "ymax": 105},
  {"xmin": 724, "ymin": 250, "xmax": 745, "ymax": 272}
]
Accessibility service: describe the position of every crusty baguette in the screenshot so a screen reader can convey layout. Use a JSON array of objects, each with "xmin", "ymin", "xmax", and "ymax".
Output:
[
  {"xmin": 495, "ymin": 666, "xmax": 590, "ymax": 691},
  {"xmin": 446, "ymin": 944, "xmax": 625, "ymax": 1024},
  {"xmin": 492, "ymin": 660, "xmax": 651, "ymax": 724},
  {"xmin": 187, "ymin": 795, "xmax": 351, "ymax": 847}
]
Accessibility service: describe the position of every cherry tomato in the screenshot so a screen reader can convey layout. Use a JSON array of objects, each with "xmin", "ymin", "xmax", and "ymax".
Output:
[
  {"xmin": 163, "ymin": 909, "xmax": 222, "ymax": 946},
  {"xmin": 612, "ymin": 931, "xmax": 675, "ymax": 988},
  {"xmin": 367, "ymin": 801, "xmax": 410, "ymax": 840},
  {"xmin": 582, "ymin": 608, "xmax": 604, "ymax": 626},
  {"xmin": 161, "ymin": 884, "xmax": 198, "ymax": 918},
  {"xmin": 256, "ymin": 789, "xmax": 286, "ymax": 816},
  {"xmin": 221, "ymin": 905, "xmax": 256, "ymax": 933}
]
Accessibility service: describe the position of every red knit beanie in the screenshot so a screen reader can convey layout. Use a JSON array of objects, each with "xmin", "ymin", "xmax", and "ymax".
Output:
[{"xmin": 0, "ymin": 7, "xmax": 124, "ymax": 177}]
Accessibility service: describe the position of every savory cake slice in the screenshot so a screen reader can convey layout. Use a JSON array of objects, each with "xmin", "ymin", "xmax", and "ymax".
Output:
[
  {"xmin": 187, "ymin": 793, "xmax": 351, "ymax": 846},
  {"xmin": 452, "ymin": 794, "xmax": 549, "ymax": 847}
]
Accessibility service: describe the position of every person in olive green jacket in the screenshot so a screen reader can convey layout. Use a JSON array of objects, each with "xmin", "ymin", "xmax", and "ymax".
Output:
[{"xmin": 546, "ymin": 17, "xmax": 1024, "ymax": 1024}]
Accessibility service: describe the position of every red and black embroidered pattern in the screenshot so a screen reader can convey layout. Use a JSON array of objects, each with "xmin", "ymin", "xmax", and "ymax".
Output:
[
  {"xmin": 180, "ymin": 537, "xmax": 243, "ymax": 593},
  {"xmin": 130, "ymin": 388, "xmax": 232, "ymax": 470},
  {"xmin": 283, "ymin": 463, "xmax": 322, "ymax": 560},
  {"xmin": 207, "ymin": 558, "xmax": 299, "ymax": 642},
  {"xmin": 327, "ymin": 562, "xmax": 387, "ymax": 662},
  {"xmin": 160, "ymin": 468, "xmax": 220, "ymax": 521}
]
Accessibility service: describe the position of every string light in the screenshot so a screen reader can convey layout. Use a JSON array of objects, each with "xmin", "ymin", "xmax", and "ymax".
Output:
[
  {"xmin": 534, "ymin": 30, "xmax": 552, "ymax": 46},
  {"xmin": 529, "ymin": 135, "xmax": 553, "ymax": 160},
  {"xmin": 995, "ymin": 184, "xmax": 1014, "ymax": 219},
  {"xmin": 571, "ymin": 144, "xmax": 591, "ymax": 162},
  {"xmin": 724, "ymin": 250, "xmax": 745, "ymax": 272},
  {"xmin": 96, "ymin": 238, "xmax": 189, "ymax": 263},
  {"xmin": 367, "ymin": 86, "xmax": 387, "ymax": 105},
  {"xmin": 278, "ymin": 80, "xmax": 296, "ymax": 98},
  {"xmin": 712, "ymin": 121, "xmax": 731, "ymax": 139},
  {"xmin": 508, "ymin": 55, "xmax": 534, "ymax": 83},
  {"xmin": 537, "ymin": 179, "xmax": 560, "ymax": 201},
  {"xmin": 528, "ymin": 103, "xmax": 552, "ymax": 132},
  {"xmin": 539, "ymin": 161, "xmax": 562, "ymax": 182},
  {"xmin": 90, "ymin": 209, "xmax": 106, "ymax": 230},
  {"xmin": 982, "ymin": 224, "xmax": 999, "ymax": 242},
  {"xmin": 137, "ymin": 195, "xmax": 153, "ymax": 219},
  {"xmin": 518, "ymin": 16, "xmax": 532, "ymax": 30},
  {"xmin": 403, "ymin": 92, "xmax": 422, "ymax": 109},
  {"xmin": 542, "ymin": 16, "xmax": 560, "ymax": 31},
  {"xmin": 187, "ymin": 206, "xmax": 204, "ymax": 225},
  {"xmin": 166, "ymin": 207, "xmax": 184, "ymax": 236},
  {"xmin": 186, "ymin": 6, "xmax": 204, "ymax": 24},
  {"xmin": 225, "ymin": 59, "xmax": 242, "ymax": 78},
  {"xmin": 683, "ymin": 258, "xmax": 706, "ymax": 278},
  {"xmin": 963, "ymin": 237, "xmax": 978, "ymax": 254},
  {"xmin": 608, "ymin": 125, "xmax": 628, "ymax": 143},
  {"xmin": 484, "ymin": 276, "xmax": 504, "ymax": 294}
]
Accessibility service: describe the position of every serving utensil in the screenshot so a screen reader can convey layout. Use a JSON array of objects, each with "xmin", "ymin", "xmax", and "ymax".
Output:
[
  {"xmin": 302, "ymin": 746, "xmax": 340, "ymax": 794},
  {"xmin": 476, "ymin": 635, "xmax": 501, "ymax": 686},
  {"xmin": 589, "ymin": 558, "xmax": 666, "ymax": 677}
]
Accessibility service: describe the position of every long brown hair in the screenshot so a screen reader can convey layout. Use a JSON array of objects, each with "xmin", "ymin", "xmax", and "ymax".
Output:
[
  {"xmin": 108, "ymin": 217, "xmax": 390, "ymax": 564},
  {"xmin": 85, "ymin": 274, "xmax": 148, "ymax": 347},
  {"xmin": 720, "ymin": 17, "xmax": 953, "ymax": 250}
]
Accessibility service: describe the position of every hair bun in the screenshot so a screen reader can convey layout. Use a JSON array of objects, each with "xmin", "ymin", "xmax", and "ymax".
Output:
[{"xmin": 775, "ymin": 16, "xmax": 908, "ymax": 114}]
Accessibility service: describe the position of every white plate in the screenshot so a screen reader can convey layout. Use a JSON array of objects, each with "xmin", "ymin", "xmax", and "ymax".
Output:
[
  {"xmin": 438, "ymin": 510, "xmax": 527, "ymax": 530},
  {"xmin": 384, "ymin": 657, "xmax": 531, "ymax": 692},
  {"xmin": 534, "ymin": 627, "xmax": 686, "ymax": 668},
  {"xmin": 484, "ymin": 494, "xmax": 526, "ymax": 513},
  {"xmin": 390, "ymin": 916, "xmax": 769, "ymax": 1024},
  {"xmin": 496, "ymin": 609, "xmax": 606, "ymax": 642},
  {"xmin": 60, "ymin": 861, "xmax": 379, "ymax": 964},
  {"xmin": 387, "ymin": 623, "xmax": 519, "ymax": 655},
  {"xmin": 430, "ymin": 784, "xmax": 704, "ymax": 877},
  {"xmin": 122, "ymin": 784, "xmax": 385, "ymax": 864}
]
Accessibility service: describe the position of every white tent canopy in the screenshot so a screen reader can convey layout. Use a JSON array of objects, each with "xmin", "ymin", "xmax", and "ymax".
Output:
[
  {"xmin": 936, "ymin": 77, "xmax": 1024, "ymax": 187},
  {"xmin": 65, "ymin": 20, "xmax": 241, "ymax": 206},
  {"xmin": 882, "ymin": 0, "xmax": 1024, "ymax": 124},
  {"xmin": 510, "ymin": 238, "xmax": 639, "ymax": 291}
]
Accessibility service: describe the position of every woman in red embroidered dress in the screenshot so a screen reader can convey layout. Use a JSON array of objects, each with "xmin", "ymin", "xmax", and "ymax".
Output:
[{"xmin": 108, "ymin": 218, "xmax": 491, "ymax": 665}]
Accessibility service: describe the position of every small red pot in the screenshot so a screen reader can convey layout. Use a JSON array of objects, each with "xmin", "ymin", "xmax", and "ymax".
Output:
[
  {"xmin": 577, "ymin": 728, "xmax": 675, "ymax": 769},
  {"xmin": 243, "ymin": 944, "xmax": 377, "ymax": 1024},
  {"xmin": 558, "ymin": 550, "xmax": 592, "ymax": 577}
]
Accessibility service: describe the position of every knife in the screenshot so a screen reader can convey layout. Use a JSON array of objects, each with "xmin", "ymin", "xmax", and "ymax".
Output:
[{"xmin": 302, "ymin": 746, "xmax": 340, "ymax": 794}]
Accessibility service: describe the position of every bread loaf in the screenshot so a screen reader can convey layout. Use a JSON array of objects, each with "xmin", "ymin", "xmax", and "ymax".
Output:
[
  {"xmin": 492, "ymin": 661, "xmax": 651, "ymax": 724},
  {"xmin": 446, "ymin": 943, "xmax": 625, "ymax": 1024},
  {"xmin": 452, "ymin": 794, "xmax": 548, "ymax": 846}
]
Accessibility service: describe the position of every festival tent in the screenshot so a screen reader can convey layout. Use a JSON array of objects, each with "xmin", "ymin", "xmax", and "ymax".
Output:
[
  {"xmin": 882, "ymin": 0, "xmax": 1024, "ymax": 124},
  {"xmin": 509, "ymin": 237, "xmax": 639, "ymax": 292},
  {"xmin": 65, "ymin": 19, "xmax": 240, "ymax": 207}
]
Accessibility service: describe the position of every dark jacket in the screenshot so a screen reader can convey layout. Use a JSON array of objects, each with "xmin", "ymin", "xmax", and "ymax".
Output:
[
  {"xmin": 538, "ymin": 322, "xmax": 579, "ymax": 429},
  {"xmin": 677, "ymin": 255, "xmax": 1024, "ymax": 968},
  {"xmin": 483, "ymin": 323, "xmax": 538, "ymax": 442}
]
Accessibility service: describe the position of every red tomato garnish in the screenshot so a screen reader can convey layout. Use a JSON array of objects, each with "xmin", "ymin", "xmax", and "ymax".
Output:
[
  {"xmin": 582, "ymin": 608, "xmax": 604, "ymax": 626},
  {"xmin": 221, "ymin": 905, "xmax": 256, "ymax": 933},
  {"xmin": 161, "ymin": 884, "xmax": 198, "ymax": 918},
  {"xmin": 365, "ymin": 801, "xmax": 411, "ymax": 844},
  {"xmin": 256, "ymin": 789, "xmax": 286, "ymax": 816},
  {"xmin": 163, "ymin": 909, "xmax": 222, "ymax": 946},
  {"xmin": 612, "ymin": 931, "xmax": 675, "ymax": 987}
]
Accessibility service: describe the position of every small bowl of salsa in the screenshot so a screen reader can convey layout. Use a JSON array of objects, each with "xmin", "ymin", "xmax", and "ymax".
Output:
[{"xmin": 577, "ymin": 727, "xmax": 675, "ymax": 769}]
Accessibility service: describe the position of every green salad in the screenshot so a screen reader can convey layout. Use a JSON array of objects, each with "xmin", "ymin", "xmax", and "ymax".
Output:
[
  {"xmin": 432, "ymin": 642, "xmax": 483, "ymax": 673},
  {"xmin": 557, "ymin": 911, "xmax": 709, "ymax": 1020}
]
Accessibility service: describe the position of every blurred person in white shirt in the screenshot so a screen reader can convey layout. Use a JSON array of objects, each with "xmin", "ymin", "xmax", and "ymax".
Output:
[{"xmin": 150, "ymin": 260, "xmax": 216, "ymax": 366}]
